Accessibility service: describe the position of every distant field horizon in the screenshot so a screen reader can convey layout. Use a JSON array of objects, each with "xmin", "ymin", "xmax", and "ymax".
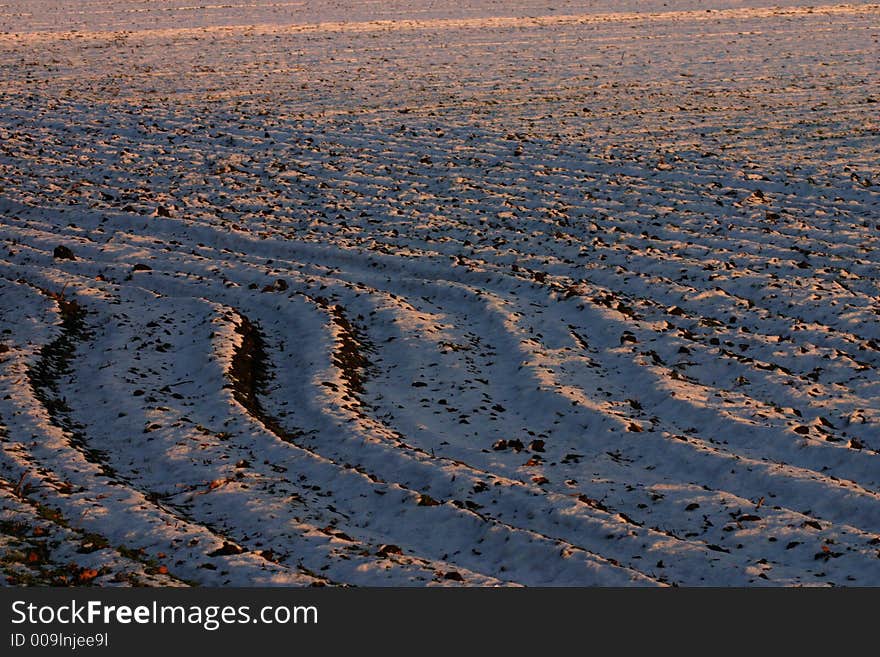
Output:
[{"xmin": 3, "ymin": 0, "xmax": 878, "ymax": 33}]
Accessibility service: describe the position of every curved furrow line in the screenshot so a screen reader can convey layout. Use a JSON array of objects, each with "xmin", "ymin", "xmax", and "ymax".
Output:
[
  {"xmin": 240, "ymin": 313, "xmax": 661, "ymax": 583},
  {"xmin": 234, "ymin": 254, "xmax": 880, "ymax": 516},
  {"xmin": 0, "ymin": 276, "xmax": 94, "ymax": 499},
  {"xmin": 265, "ymin": 281, "xmax": 880, "ymax": 581},
  {"xmin": 232, "ymin": 243, "xmax": 880, "ymax": 495},
  {"xmin": 339, "ymin": 278, "xmax": 880, "ymax": 537},
  {"xmin": 149, "ymin": 295, "xmax": 653, "ymax": 585},
  {"xmin": 342, "ymin": 249, "xmax": 870, "ymax": 448},
  {"xmin": 411, "ymin": 226, "xmax": 880, "ymax": 361},
  {"xmin": 0, "ymin": 275, "xmax": 326, "ymax": 585},
  {"xmin": 15, "ymin": 214, "xmax": 880, "ymax": 548},
  {"xmin": 574, "ymin": 255, "xmax": 880, "ymax": 362},
  {"xmin": 545, "ymin": 293, "xmax": 878, "ymax": 451},
  {"xmin": 222, "ymin": 312, "xmax": 515, "ymax": 585},
  {"xmin": 8, "ymin": 213, "xmax": 880, "ymax": 524},
  {"xmin": 356, "ymin": 206, "xmax": 879, "ymax": 304},
  {"xmin": 17, "ymin": 238, "xmax": 660, "ymax": 580},
  {"xmin": 216, "ymin": 295, "xmax": 660, "ymax": 584},
  {"xmin": 17, "ymin": 263, "xmax": 641, "ymax": 586},
  {"xmin": 182, "ymin": 270, "xmax": 868, "ymax": 580},
  {"xmin": 38, "ymin": 283, "xmax": 507, "ymax": 586},
  {"xmin": 230, "ymin": 306, "xmax": 684, "ymax": 580},
  {"xmin": 0, "ymin": 249, "xmax": 868, "ymax": 576},
  {"xmin": 446, "ymin": 280, "xmax": 880, "ymax": 497},
  {"xmin": 12, "ymin": 205, "xmax": 869, "ymax": 442},
  {"xmin": 7, "ymin": 206, "xmax": 878, "ymax": 423},
  {"xmin": 0, "ymin": 471, "xmax": 187, "ymax": 586},
  {"xmin": 226, "ymin": 301, "xmax": 696, "ymax": 581}
]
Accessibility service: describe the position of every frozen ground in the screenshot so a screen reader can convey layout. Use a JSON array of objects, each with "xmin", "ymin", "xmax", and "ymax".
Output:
[{"xmin": 0, "ymin": 1, "xmax": 878, "ymax": 586}]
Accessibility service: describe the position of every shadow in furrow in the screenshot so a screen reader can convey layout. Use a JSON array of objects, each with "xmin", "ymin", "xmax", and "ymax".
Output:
[
  {"xmin": 229, "ymin": 315, "xmax": 306, "ymax": 445},
  {"xmin": 315, "ymin": 296, "xmax": 373, "ymax": 398},
  {"xmin": 26, "ymin": 291, "xmax": 114, "ymax": 478},
  {"xmin": 18, "ymin": 291, "xmax": 311, "ymax": 582}
]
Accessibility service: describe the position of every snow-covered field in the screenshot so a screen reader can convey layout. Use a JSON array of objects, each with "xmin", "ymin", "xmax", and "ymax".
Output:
[{"xmin": 1, "ymin": 1, "xmax": 878, "ymax": 586}]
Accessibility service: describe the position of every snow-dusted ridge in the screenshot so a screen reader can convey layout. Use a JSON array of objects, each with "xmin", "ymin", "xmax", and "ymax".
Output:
[{"xmin": 0, "ymin": 1, "xmax": 878, "ymax": 585}]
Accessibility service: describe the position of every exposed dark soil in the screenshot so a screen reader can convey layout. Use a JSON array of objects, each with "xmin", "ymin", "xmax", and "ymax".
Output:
[
  {"xmin": 26, "ymin": 292, "xmax": 114, "ymax": 478},
  {"xmin": 229, "ymin": 315, "xmax": 305, "ymax": 444}
]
